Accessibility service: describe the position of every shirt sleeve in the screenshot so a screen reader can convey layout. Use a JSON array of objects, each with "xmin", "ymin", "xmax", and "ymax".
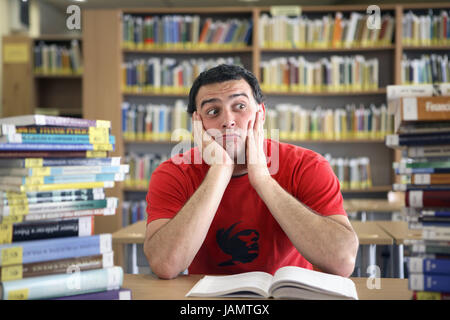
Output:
[
  {"xmin": 146, "ymin": 161, "xmax": 191, "ymax": 225},
  {"xmin": 294, "ymin": 154, "xmax": 347, "ymax": 217}
]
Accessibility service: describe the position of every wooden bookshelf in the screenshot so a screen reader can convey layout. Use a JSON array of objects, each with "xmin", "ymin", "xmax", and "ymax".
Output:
[{"xmin": 80, "ymin": 4, "xmax": 448, "ymax": 259}]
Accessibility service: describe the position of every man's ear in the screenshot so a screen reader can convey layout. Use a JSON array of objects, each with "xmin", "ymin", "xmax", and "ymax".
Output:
[{"xmin": 259, "ymin": 103, "xmax": 266, "ymax": 122}]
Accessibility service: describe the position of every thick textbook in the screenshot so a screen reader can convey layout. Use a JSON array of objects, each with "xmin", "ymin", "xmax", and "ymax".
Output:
[
  {"xmin": 0, "ymin": 234, "xmax": 112, "ymax": 266},
  {"xmin": 0, "ymin": 252, "xmax": 113, "ymax": 281},
  {"xmin": 0, "ymin": 180, "xmax": 115, "ymax": 193},
  {"xmin": 386, "ymin": 132, "xmax": 450, "ymax": 147},
  {"xmin": 0, "ymin": 115, "xmax": 110, "ymax": 128},
  {"xmin": 405, "ymin": 190, "xmax": 450, "ymax": 208},
  {"xmin": 0, "ymin": 157, "xmax": 120, "ymax": 168},
  {"xmin": 0, "ymin": 266, "xmax": 123, "ymax": 300},
  {"xmin": 186, "ymin": 266, "xmax": 358, "ymax": 300},
  {"xmin": 51, "ymin": 288, "xmax": 131, "ymax": 300},
  {"xmin": 0, "ymin": 133, "xmax": 115, "ymax": 145},
  {"xmin": 0, "ymin": 142, "xmax": 114, "ymax": 152},
  {"xmin": 0, "ymin": 164, "xmax": 129, "ymax": 177},
  {"xmin": 408, "ymin": 257, "xmax": 450, "ymax": 275},
  {"xmin": 409, "ymin": 273, "xmax": 450, "ymax": 292},
  {"xmin": 0, "ymin": 217, "xmax": 94, "ymax": 244}
]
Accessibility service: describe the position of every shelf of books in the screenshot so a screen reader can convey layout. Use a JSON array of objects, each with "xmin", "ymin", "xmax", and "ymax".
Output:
[
  {"xmin": 80, "ymin": 4, "xmax": 450, "ymax": 241},
  {"xmin": 386, "ymin": 83, "xmax": 450, "ymax": 299},
  {"xmin": 0, "ymin": 114, "xmax": 131, "ymax": 300}
]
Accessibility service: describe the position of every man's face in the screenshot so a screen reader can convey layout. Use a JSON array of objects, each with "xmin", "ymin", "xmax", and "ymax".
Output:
[{"xmin": 195, "ymin": 79, "xmax": 263, "ymax": 162}]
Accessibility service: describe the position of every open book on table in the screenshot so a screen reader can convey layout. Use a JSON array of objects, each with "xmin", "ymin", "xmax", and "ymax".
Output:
[{"xmin": 186, "ymin": 266, "xmax": 358, "ymax": 300}]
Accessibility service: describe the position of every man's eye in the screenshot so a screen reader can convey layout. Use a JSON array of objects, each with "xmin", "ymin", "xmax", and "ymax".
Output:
[
  {"xmin": 236, "ymin": 103, "xmax": 246, "ymax": 109},
  {"xmin": 206, "ymin": 109, "xmax": 218, "ymax": 116}
]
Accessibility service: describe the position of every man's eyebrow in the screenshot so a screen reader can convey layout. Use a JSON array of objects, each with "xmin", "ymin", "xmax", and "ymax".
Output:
[{"xmin": 199, "ymin": 93, "xmax": 249, "ymax": 109}]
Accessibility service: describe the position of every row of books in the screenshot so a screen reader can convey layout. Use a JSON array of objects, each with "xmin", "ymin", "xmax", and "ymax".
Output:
[
  {"xmin": 260, "ymin": 55, "xmax": 378, "ymax": 93},
  {"xmin": 122, "ymin": 101, "xmax": 191, "ymax": 141},
  {"xmin": 0, "ymin": 115, "xmax": 129, "ymax": 300},
  {"xmin": 122, "ymin": 57, "xmax": 242, "ymax": 94},
  {"xmin": 401, "ymin": 54, "xmax": 450, "ymax": 85},
  {"xmin": 122, "ymin": 200, "xmax": 147, "ymax": 227},
  {"xmin": 385, "ymin": 84, "xmax": 450, "ymax": 299},
  {"xmin": 402, "ymin": 10, "xmax": 450, "ymax": 46},
  {"xmin": 34, "ymin": 40, "xmax": 83, "ymax": 76},
  {"xmin": 259, "ymin": 12, "xmax": 394, "ymax": 49},
  {"xmin": 324, "ymin": 154, "xmax": 372, "ymax": 190},
  {"xmin": 264, "ymin": 103, "xmax": 394, "ymax": 141},
  {"xmin": 125, "ymin": 153, "xmax": 169, "ymax": 189},
  {"xmin": 122, "ymin": 15, "xmax": 253, "ymax": 50}
]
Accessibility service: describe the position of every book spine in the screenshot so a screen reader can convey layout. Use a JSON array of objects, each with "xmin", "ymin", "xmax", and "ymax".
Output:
[
  {"xmin": 0, "ymin": 252, "xmax": 113, "ymax": 281},
  {"xmin": 409, "ymin": 274, "xmax": 450, "ymax": 292},
  {"xmin": 2, "ymin": 193, "xmax": 105, "ymax": 206},
  {"xmin": 0, "ymin": 217, "xmax": 94, "ymax": 244},
  {"xmin": 413, "ymin": 291, "xmax": 450, "ymax": 300},
  {"xmin": 411, "ymin": 173, "xmax": 450, "ymax": 185},
  {"xmin": 50, "ymin": 287, "xmax": 131, "ymax": 300},
  {"xmin": 3, "ymin": 134, "xmax": 116, "ymax": 145},
  {"xmin": 0, "ymin": 234, "xmax": 112, "ymax": 266},
  {"xmin": 0, "ymin": 188, "xmax": 103, "ymax": 201},
  {"xmin": 14, "ymin": 207, "xmax": 116, "ymax": 224},
  {"xmin": 0, "ymin": 198, "xmax": 118, "ymax": 217},
  {"xmin": 399, "ymin": 96, "xmax": 450, "ymax": 122},
  {"xmin": 1, "ymin": 266, "xmax": 123, "ymax": 300},
  {"xmin": 0, "ymin": 143, "xmax": 114, "ymax": 152},
  {"xmin": 14, "ymin": 126, "xmax": 91, "ymax": 135},
  {"xmin": 0, "ymin": 164, "xmax": 129, "ymax": 177},
  {"xmin": 408, "ymin": 257, "xmax": 450, "ymax": 275},
  {"xmin": 0, "ymin": 151, "xmax": 104, "ymax": 159},
  {"xmin": 8, "ymin": 181, "xmax": 114, "ymax": 193},
  {"xmin": 406, "ymin": 191, "xmax": 450, "ymax": 208}
]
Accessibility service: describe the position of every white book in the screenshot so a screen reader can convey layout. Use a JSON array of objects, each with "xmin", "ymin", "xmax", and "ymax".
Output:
[{"xmin": 186, "ymin": 266, "xmax": 358, "ymax": 300}]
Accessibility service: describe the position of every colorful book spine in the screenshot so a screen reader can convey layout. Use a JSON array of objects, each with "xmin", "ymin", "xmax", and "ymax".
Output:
[
  {"xmin": 0, "ymin": 234, "xmax": 112, "ymax": 267},
  {"xmin": 0, "ymin": 181, "xmax": 115, "ymax": 193},
  {"xmin": 0, "ymin": 217, "xmax": 94, "ymax": 244},
  {"xmin": 0, "ymin": 188, "xmax": 104, "ymax": 205},
  {"xmin": 0, "ymin": 115, "xmax": 110, "ymax": 129},
  {"xmin": 0, "ymin": 252, "xmax": 113, "ymax": 281},
  {"xmin": 0, "ymin": 157, "xmax": 121, "ymax": 168},
  {"xmin": 260, "ymin": 55, "xmax": 379, "ymax": 93},
  {"xmin": 0, "ymin": 151, "xmax": 107, "ymax": 159},
  {"xmin": 408, "ymin": 257, "xmax": 450, "ymax": 275},
  {"xmin": 386, "ymin": 132, "xmax": 450, "ymax": 148},
  {"xmin": 124, "ymin": 153, "xmax": 168, "ymax": 188},
  {"xmin": 13, "ymin": 126, "xmax": 91, "ymax": 135},
  {"xmin": 0, "ymin": 198, "xmax": 118, "ymax": 217},
  {"xmin": 326, "ymin": 154, "xmax": 372, "ymax": 190},
  {"xmin": 51, "ymin": 287, "xmax": 131, "ymax": 300},
  {"xmin": 0, "ymin": 133, "xmax": 116, "ymax": 145},
  {"xmin": 0, "ymin": 143, "xmax": 114, "ymax": 152},
  {"xmin": 0, "ymin": 266, "xmax": 123, "ymax": 300},
  {"xmin": 0, "ymin": 173, "xmax": 124, "ymax": 186},
  {"xmin": 413, "ymin": 291, "xmax": 450, "ymax": 300},
  {"xmin": 409, "ymin": 273, "xmax": 450, "ymax": 292},
  {"xmin": 0, "ymin": 164, "xmax": 129, "ymax": 177},
  {"xmin": 405, "ymin": 190, "xmax": 450, "ymax": 208}
]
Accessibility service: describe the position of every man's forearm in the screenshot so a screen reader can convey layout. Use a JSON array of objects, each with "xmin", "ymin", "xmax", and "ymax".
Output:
[
  {"xmin": 254, "ymin": 177, "xmax": 358, "ymax": 277},
  {"xmin": 145, "ymin": 165, "xmax": 232, "ymax": 279}
]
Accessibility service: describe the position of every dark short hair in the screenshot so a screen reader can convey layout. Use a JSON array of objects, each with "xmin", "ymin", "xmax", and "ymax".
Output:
[{"xmin": 187, "ymin": 64, "xmax": 264, "ymax": 114}]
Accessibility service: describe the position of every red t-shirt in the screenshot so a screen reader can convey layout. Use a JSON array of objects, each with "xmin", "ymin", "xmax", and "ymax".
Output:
[{"xmin": 146, "ymin": 139, "xmax": 346, "ymax": 275}]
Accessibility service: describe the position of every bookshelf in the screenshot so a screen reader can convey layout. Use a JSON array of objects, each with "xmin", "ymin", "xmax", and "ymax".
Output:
[
  {"xmin": 2, "ymin": 35, "xmax": 83, "ymax": 118},
  {"xmin": 81, "ymin": 4, "xmax": 450, "ymax": 256}
]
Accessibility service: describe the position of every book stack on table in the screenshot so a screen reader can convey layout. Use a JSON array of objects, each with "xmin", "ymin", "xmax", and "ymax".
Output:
[
  {"xmin": 0, "ymin": 115, "xmax": 131, "ymax": 300},
  {"xmin": 386, "ymin": 84, "xmax": 450, "ymax": 300}
]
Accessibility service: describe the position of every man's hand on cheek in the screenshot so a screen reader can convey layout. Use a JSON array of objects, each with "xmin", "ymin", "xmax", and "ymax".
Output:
[
  {"xmin": 246, "ymin": 109, "xmax": 271, "ymax": 189},
  {"xmin": 192, "ymin": 112, "xmax": 234, "ymax": 169}
]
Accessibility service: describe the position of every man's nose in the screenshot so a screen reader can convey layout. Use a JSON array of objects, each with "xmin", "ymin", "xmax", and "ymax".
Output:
[{"xmin": 222, "ymin": 110, "xmax": 236, "ymax": 129}]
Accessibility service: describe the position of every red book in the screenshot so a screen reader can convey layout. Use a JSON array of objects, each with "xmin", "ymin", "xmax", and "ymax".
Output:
[{"xmin": 406, "ymin": 190, "xmax": 450, "ymax": 207}]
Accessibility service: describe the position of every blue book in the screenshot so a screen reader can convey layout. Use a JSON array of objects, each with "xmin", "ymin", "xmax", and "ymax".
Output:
[
  {"xmin": 0, "ymin": 234, "xmax": 112, "ymax": 266},
  {"xmin": 0, "ymin": 157, "xmax": 121, "ymax": 168},
  {"xmin": 0, "ymin": 172, "xmax": 124, "ymax": 186},
  {"xmin": 408, "ymin": 257, "xmax": 450, "ymax": 275},
  {"xmin": 0, "ymin": 143, "xmax": 114, "ymax": 151},
  {"xmin": 0, "ymin": 133, "xmax": 115, "ymax": 145},
  {"xmin": 395, "ymin": 168, "xmax": 450, "ymax": 174},
  {"xmin": 409, "ymin": 273, "xmax": 450, "ymax": 292},
  {"xmin": 1, "ymin": 267, "xmax": 123, "ymax": 300}
]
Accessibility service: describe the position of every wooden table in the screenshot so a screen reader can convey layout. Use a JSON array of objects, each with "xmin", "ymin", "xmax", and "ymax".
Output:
[
  {"xmin": 376, "ymin": 221, "xmax": 422, "ymax": 278},
  {"xmin": 122, "ymin": 273, "xmax": 412, "ymax": 300},
  {"xmin": 344, "ymin": 200, "xmax": 403, "ymax": 213}
]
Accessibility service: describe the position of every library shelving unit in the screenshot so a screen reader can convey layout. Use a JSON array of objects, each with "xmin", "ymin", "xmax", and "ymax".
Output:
[
  {"xmin": 2, "ymin": 34, "xmax": 83, "ymax": 118},
  {"xmin": 81, "ymin": 4, "xmax": 450, "ymax": 265}
]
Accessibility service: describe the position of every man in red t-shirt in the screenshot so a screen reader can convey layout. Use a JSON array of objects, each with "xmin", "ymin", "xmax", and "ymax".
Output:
[{"xmin": 144, "ymin": 64, "xmax": 359, "ymax": 279}]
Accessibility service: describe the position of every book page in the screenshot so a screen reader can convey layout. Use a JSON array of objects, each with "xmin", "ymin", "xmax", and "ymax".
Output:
[
  {"xmin": 186, "ymin": 272, "xmax": 273, "ymax": 298},
  {"xmin": 270, "ymin": 266, "xmax": 358, "ymax": 299}
]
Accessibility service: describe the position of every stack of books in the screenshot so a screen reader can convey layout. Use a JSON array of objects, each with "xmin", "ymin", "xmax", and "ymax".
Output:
[
  {"xmin": 402, "ymin": 10, "xmax": 450, "ymax": 46},
  {"xmin": 264, "ymin": 103, "xmax": 393, "ymax": 141},
  {"xmin": 122, "ymin": 15, "xmax": 253, "ymax": 50},
  {"xmin": 122, "ymin": 56, "xmax": 242, "ymax": 94},
  {"xmin": 0, "ymin": 115, "xmax": 130, "ymax": 300},
  {"xmin": 260, "ymin": 55, "xmax": 379, "ymax": 93},
  {"xmin": 401, "ymin": 54, "xmax": 449, "ymax": 85},
  {"xmin": 259, "ymin": 12, "xmax": 394, "ymax": 49},
  {"xmin": 385, "ymin": 84, "xmax": 450, "ymax": 300},
  {"xmin": 34, "ymin": 40, "xmax": 83, "ymax": 76}
]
